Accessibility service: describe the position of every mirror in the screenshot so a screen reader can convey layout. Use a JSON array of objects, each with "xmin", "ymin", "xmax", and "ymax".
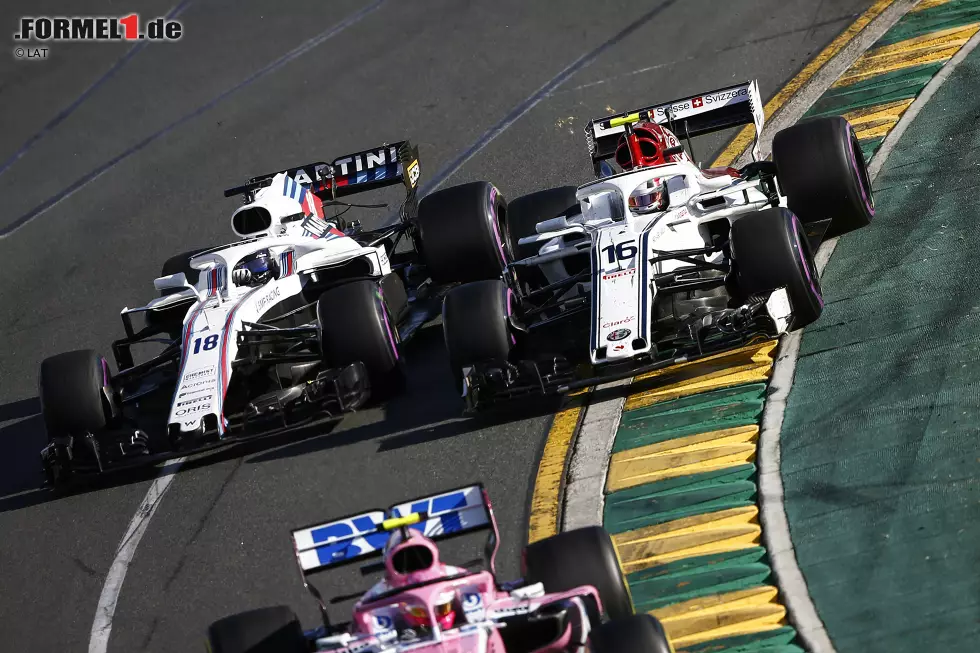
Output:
[
  {"xmin": 153, "ymin": 272, "xmax": 189, "ymax": 291},
  {"xmin": 535, "ymin": 216, "xmax": 570, "ymax": 234}
]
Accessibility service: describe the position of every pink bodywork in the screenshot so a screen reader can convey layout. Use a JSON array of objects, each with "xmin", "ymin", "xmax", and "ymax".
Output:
[
  {"xmin": 315, "ymin": 499, "xmax": 602, "ymax": 652},
  {"xmin": 320, "ymin": 568, "xmax": 598, "ymax": 652}
]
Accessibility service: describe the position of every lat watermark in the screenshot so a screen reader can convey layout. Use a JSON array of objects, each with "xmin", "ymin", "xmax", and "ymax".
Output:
[{"xmin": 13, "ymin": 14, "xmax": 182, "ymax": 58}]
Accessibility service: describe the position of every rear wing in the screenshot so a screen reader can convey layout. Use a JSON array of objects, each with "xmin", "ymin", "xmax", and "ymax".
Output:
[
  {"xmin": 223, "ymin": 140, "xmax": 421, "ymax": 201},
  {"xmin": 290, "ymin": 484, "xmax": 495, "ymax": 577},
  {"xmin": 585, "ymin": 80, "xmax": 764, "ymax": 175}
]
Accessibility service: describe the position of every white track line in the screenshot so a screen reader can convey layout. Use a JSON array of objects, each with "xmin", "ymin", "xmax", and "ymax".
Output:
[
  {"xmin": 758, "ymin": 27, "xmax": 980, "ymax": 653},
  {"xmin": 88, "ymin": 457, "xmax": 185, "ymax": 653},
  {"xmin": 562, "ymin": 379, "xmax": 631, "ymax": 531},
  {"xmin": 82, "ymin": 5, "xmax": 680, "ymax": 652}
]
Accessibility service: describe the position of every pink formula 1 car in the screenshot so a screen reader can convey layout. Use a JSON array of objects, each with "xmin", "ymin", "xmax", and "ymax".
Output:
[{"xmin": 206, "ymin": 485, "xmax": 673, "ymax": 653}]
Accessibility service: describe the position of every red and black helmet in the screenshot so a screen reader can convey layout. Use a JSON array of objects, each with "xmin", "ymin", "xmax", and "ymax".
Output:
[{"xmin": 614, "ymin": 122, "xmax": 686, "ymax": 171}]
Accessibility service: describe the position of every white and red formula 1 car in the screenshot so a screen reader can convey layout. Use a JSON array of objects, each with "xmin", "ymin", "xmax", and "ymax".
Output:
[
  {"xmin": 37, "ymin": 141, "xmax": 517, "ymax": 485},
  {"xmin": 430, "ymin": 81, "xmax": 874, "ymax": 409}
]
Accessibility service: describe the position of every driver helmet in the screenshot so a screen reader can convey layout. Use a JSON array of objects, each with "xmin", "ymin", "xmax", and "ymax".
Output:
[
  {"xmin": 237, "ymin": 248, "xmax": 279, "ymax": 284},
  {"xmin": 629, "ymin": 178, "xmax": 669, "ymax": 213},
  {"xmin": 615, "ymin": 122, "xmax": 685, "ymax": 170},
  {"xmin": 404, "ymin": 591, "xmax": 457, "ymax": 631}
]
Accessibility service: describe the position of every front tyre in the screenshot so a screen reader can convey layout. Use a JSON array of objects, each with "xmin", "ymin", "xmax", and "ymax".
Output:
[
  {"xmin": 159, "ymin": 246, "xmax": 213, "ymax": 296},
  {"xmin": 523, "ymin": 526, "xmax": 634, "ymax": 621},
  {"xmin": 207, "ymin": 606, "xmax": 307, "ymax": 653},
  {"xmin": 590, "ymin": 614, "xmax": 674, "ymax": 653},
  {"xmin": 39, "ymin": 349, "xmax": 114, "ymax": 437},
  {"xmin": 317, "ymin": 280, "xmax": 402, "ymax": 396},
  {"xmin": 731, "ymin": 207, "xmax": 823, "ymax": 330},
  {"xmin": 417, "ymin": 181, "xmax": 507, "ymax": 283},
  {"xmin": 772, "ymin": 116, "xmax": 874, "ymax": 238},
  {"xmin": 442, "ymin": 279, "xmax": 514, "ymax": 389}
]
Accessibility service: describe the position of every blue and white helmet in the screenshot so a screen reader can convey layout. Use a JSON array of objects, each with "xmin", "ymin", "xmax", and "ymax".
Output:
[{"xmin": 237, "ymin": 248, "xmax": 279, "ymax": 284}]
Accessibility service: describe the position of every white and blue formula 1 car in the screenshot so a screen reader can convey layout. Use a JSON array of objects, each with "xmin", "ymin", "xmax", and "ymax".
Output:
[
  {"xmin": 433, "ymin": 81, "xmax": 876, "ymax": 409},
  {"xmin": 37, "ymin": 141, "xmax": 516, "ymax": 485}
]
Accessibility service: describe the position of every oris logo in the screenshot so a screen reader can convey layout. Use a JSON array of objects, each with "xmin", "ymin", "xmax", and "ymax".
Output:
[{"xmin": 175, "ymin": 403, "xmax": 211, "ymax": 416}]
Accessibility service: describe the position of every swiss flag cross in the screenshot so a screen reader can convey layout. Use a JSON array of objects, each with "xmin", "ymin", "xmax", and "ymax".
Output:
[{"xmin": 692, "ymin": 96, "xmax": 704, "ymax": 108}]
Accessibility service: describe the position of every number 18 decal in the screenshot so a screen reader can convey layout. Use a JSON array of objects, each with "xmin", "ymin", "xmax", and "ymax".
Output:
[
  {"xmin": 192, "ymin": 334, "xmax": 219, "ymax": 353},
  {"xmin": 601, "ymin": 240, "xmax": 638, "ymax": 264}
]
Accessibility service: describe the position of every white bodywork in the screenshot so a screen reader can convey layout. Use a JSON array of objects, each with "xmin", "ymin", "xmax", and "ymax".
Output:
[
  {"xmin": 123, "ymin": 173, "xmax": 391, "ymax": 436},
  {"xmin": 519, "ymin": 161, "xmax": 789, "ymax": 365}
]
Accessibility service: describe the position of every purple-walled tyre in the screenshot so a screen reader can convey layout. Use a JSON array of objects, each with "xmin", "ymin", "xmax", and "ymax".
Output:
[
  {"xmin": 731, "ymin": 208, "xmax": 823, "ymax": 331},
  {"xmin": 417, "ymin": 181, "xmax": 508, "ymax": 284},
  {"xmin": 772, "ymin": 116, "xmax": 874, "ymax": 239},
  {"xmin": 39, "ymin": 349, "xmax": 113, "ymax": 438},
  {"xmin": 317, "ymin": 280, "xmax": 402, "ymax": 395},
  {"xmin": 442, "ymin": 279, "xmax": 514, "ymax": 389}
]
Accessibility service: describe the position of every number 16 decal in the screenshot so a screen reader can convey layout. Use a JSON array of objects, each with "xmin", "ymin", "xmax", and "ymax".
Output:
[
  {"xmin": 192, "ymin": 334, "xmax": 219, "ymax": 353},
  {"xmin": 601, "ymin": 240, "xmax": 638, "ymax": 264}
]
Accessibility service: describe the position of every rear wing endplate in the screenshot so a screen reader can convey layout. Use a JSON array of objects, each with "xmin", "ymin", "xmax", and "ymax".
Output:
[
  {"xmin": 585, "ymin": 80, "xmax": 764, "ymax": 174},
  {"xmin": 290, "ymin": 484, "xmax": 492, "ymax": 576},
  {"xmin": 224, "ymin": 140, "xmax": 421, "ymax": 201}
]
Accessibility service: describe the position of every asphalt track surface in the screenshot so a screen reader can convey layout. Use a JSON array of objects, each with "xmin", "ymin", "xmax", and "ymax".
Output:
[{"xmin": 0, "ymin": 1, "xmax": 873, "ymax": 651}]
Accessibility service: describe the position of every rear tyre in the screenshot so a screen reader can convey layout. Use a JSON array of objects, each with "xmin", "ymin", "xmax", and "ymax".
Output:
[
  {"xmin": 590, "ymin": 614, "xmax": 673, "ymax": 653},
  {"xmin": 417, "ymin": 181, "xmax": 507, "ymax": 283},
  {"xmin": 39, "ymin": 349, "xmax": 112, "ymax": 437},
  {"xmin": 731, "ymin": 207, "xmax": 822, "ymax": 330},
  {"xmin": 523, "ymin": 526, "xmax": 633, "ymax": 621},
  {"xmin": 207, "ymin": 606, "xmax": 307, "ymax": 653},
  {"xmin": 772, "ymin": 116, "xmax": 874, "ymax": 238},
  {"xmin": 442, "ymin": 279, "xmax": 514, "ymax": 389},
  {"xmin": 505, "ymin": 186, "xmax": 579, "ymax": 261},
  {"xmin": 317, "ymin": 280, "xmax": 402, "ymax": 395},
  {"xmin": 506, "ymin": 186, "xmax": 579, "ymax": 292},
  {"xmin": 152, "ymin": 247, "xmax": 213, "ymax": 336},
  {"xmin": 159, "ymin": 247, "xmax": 212, "ymax": 295}
]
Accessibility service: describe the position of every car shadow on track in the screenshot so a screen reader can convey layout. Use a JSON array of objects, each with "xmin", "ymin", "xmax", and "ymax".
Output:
[
  {"xmin": 0, "ymin": 325, "xmax": 559, "ymax": 512},
  {"xmin": 0, "ymin": 405, "xmax": 351, "ymax": 514},
  {"xmin": 244, "ymin": 324, "xmax": 562, "ymax": 465},
  {"xmin": 0, "ymin": 398, "xmax": 49, "ymax": 503}
]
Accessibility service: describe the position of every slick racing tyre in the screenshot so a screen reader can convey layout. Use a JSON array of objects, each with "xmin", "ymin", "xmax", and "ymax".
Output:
[
  {"xmin": 207, "ymin": 606, "xmax": 307, "ymax": 653},
  {"xmin": 39, "ymin": 349, "xmax": 114, "ymax": 437},
  {"xmin": 506, "ymin": 186, "xmax": 579, "ymax": 262},
  {"xmin": 772, "ymin": 116, "xmax": 874, "ymax": 238},
  {"xmin": 317, "ymin": 280, "xmax": 402, "ymax": 395},
  {"xmin": 732, "ymin": 208, "xmax": 822, "ymax": 330},
  {"xmin": 417, "ymin": 180, "xmax": 507, "ymax": 283},
  {"xmin": 590, "ymin": 614, "xmax": 674, "ymax": 653},
  {"xmin": 159, "ymin": 247, "xmax": 213, "ymax": 296},
  {"xmin": 442, "ymin": 279, "xmax": 514, "ymax": 389},
  {"xmin": 523, "ymin": 526, "xmax": 634, "ymax": 621},
  {"xmin": 506, "ymin": 186, "xmax": 580, "ymax": 292}
]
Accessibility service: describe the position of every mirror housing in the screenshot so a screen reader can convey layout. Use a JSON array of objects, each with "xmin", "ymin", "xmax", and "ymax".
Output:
[{"xmin": 153, "ymin": 272, "xmax": 190, "ymax": 292}]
